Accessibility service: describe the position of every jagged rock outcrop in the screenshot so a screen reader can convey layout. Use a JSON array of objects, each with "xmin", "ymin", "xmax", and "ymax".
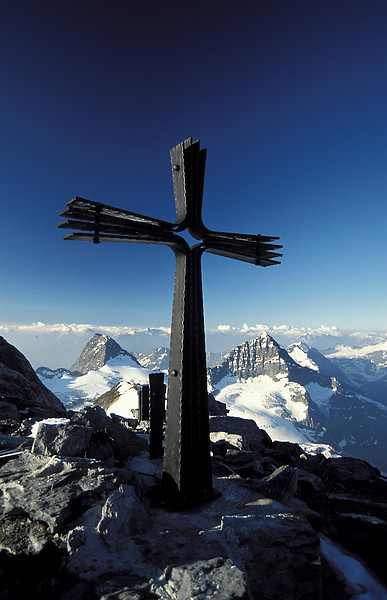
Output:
[
  {"xmin": 70, "ymin": 333, "xmax": 140, "ymax": 375},
  {"xmin": 0, "ymin": 336, "xmax": 66, "ymax": 433},
  {"xmin": 209, "ymin": 332, "xmax": 296, "ymax": 385},
  {"xmin": 1, "ymin": 337, "xmax": 386, "ymax": 597},
  {"xmin": 94, "ymin": 381, "xmax": 135, "ymax": 413}
]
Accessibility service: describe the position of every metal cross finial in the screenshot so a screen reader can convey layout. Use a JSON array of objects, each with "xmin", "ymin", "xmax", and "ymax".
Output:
[{"xmin": 58, "ymin": 137, "xmax": 282, "ymax": 507}]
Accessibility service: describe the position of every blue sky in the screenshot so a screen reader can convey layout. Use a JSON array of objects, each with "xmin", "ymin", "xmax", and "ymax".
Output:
[{"xmin": 1, "ymin": 0, "xmax": 387, "ymax": 341}]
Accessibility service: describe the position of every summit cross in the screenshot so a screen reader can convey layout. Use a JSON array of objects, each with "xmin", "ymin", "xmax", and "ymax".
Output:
[{"xmin": 58, "ymin": 137, "xmax": 282, "ymax": 507}]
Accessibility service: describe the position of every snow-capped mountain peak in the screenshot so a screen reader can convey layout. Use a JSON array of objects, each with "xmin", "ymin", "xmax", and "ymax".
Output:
[
  {"xmin": 70, "ymin": 333, "xmax": 140, "ymax": 375},
  {"xmin": 37, "ymin": 334, "xmax": 150, "ymax": 410}
]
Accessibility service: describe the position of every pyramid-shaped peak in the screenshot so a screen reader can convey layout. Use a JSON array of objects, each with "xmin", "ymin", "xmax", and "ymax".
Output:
[
  {"xmin": 70, "ymin": 333, "xmax": 140, "ymax": 375},
  {"xmin": 255, "ymin": 331, "xmax": 278, "ymax": 346},
  {"xmin": 219, "ymin": 332, "xmax": 289, "ymax": 380}
]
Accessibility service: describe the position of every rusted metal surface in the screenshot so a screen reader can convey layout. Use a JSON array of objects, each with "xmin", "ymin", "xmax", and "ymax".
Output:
[{"xmin": 58, "ymin": 137, "xmax": 282, "ymax": 507}]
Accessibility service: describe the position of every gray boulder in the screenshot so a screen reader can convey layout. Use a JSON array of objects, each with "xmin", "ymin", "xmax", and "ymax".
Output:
[
  {"xmin": 0, "ymin": 452, "xmax": 132, "ymax": 539},
  {"xmin": 220, "ymin": 508, "xmax": 322, "ymax": 600},
  {"xmin": 161, "ymin": 557, "xmax": 248, "ymax": 600},
  {"xmin": 209, "ymin": 416, "xmax": 272, "ymax": 451},
  {"xmin": 252, "ymin": 465, "xmax": 299, "ymax": 504},
  {"xmin": 70, "ymin": 405, "xmax": 148, "ymax": 463},
  {"xmin": 32, "ymin": 422, "xmax": 92, "ymax": 457},
  {"xmin": 67, "ymin": 483, "xmax": 150, "ymax": 581}
]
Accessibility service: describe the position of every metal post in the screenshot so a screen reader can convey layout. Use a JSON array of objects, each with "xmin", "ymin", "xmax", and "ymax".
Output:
[
  {"xmin": 138, "ymin": 384, "xmax": 149, "ymax": 421},
  {"xmin": 149, "ymin": 372, "xmax": 165, "ymax": 459}
]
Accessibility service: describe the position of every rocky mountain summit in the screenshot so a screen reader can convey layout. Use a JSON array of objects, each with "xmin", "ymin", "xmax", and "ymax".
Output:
[
  {"xmin": 69, "ymin": 333, "xmax": 140, "ymax": 375},
  {"xmin": 1, "ymin": 337, "xmax": 387, "ymax": 598},
  {"xmin": 209, "ymin": 331, "xmax": 294, "ymax": 383}
]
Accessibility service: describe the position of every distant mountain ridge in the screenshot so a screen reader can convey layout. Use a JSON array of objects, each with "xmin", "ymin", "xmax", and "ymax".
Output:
[
  {"xmin": 208, "ymin": 333, "xmax": 387, "ymax": 471},
  {"xmin": 36, "ymin": 331, "xmax": 387, "ymax": 471},
  {"xmin": 133, "ymin": 347, "xmax": 228, "ymax": 371},
  {"xmin": 134, "ymin": 347, "xmax": 169, "ymax": 371},
  {"xmin": 324, "ymin": 341, "xmax": 387, "ymax": 405}
]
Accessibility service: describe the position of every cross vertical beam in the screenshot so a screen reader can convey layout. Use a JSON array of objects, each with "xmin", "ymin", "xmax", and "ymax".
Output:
[{"xmin": 163, "ymin": 246, "xmax": 213, "ymax": 504}]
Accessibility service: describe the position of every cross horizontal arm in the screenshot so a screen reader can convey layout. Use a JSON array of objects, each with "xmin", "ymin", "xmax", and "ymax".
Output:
[
  {"xmin": 60, "ymin": 196, "xmax": 175, "ymax": 231},
  {"xmin": 203, "ymin": 236, "xmax": 282, "ymax": 266},
  {"xmin": 62, "ymin": 231, "xmax": 191, "ymax": 255},
  {"xmin": 198, "ymin": 228, "xmax": 282, "ymax": 266},
  {"xmin": 58, "ymin": 218, "xmax": 170, "ymax": 239}
]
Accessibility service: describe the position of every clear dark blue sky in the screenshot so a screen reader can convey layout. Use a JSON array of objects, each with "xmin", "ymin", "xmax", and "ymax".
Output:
[{"xmin": 1, "ymin": 0, "xmax": 387, "ymax": 334}]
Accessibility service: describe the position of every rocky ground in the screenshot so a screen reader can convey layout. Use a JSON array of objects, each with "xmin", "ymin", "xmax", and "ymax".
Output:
[{"xmin": 0, "ymin": 406, "xmax": 387, "ymax": 599}]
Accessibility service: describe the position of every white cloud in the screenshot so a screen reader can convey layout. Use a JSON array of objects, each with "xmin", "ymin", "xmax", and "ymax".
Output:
[
  {"xmin": 210, "ymin": 323, "xmax": 342, "ymax": 339},
  {"xmin": 0, "ymin": 322, "xmax": 171, "ymax": 337}
]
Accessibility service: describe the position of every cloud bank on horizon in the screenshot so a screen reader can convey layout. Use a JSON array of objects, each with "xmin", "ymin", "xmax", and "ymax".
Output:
[{"xmin": 1, "ymin": 321, "xmax": 386, "ymax": 371}]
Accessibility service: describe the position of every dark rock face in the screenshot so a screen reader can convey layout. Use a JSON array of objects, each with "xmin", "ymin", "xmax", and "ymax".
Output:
[
  {"xmin": 0, "ymin": 336, "xmax": 66, "ymax": 432},
  {"xmin": 209, "ymin": 333, "xmax": 295, "ymax": 385},
  {"xmin": 70, "ymin": 333, "xmax": 140, "ymax": 375},
  {"xmin": 94, "ymin": 381, "xmax": 131, "ymax": 413},
  {"xmin": 208, "ymin": 393, "xmax": 228, "ymax": 416},
  {"xmin": 210, "ymin": 416, "xmax": 272, "ymax": 451}
]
